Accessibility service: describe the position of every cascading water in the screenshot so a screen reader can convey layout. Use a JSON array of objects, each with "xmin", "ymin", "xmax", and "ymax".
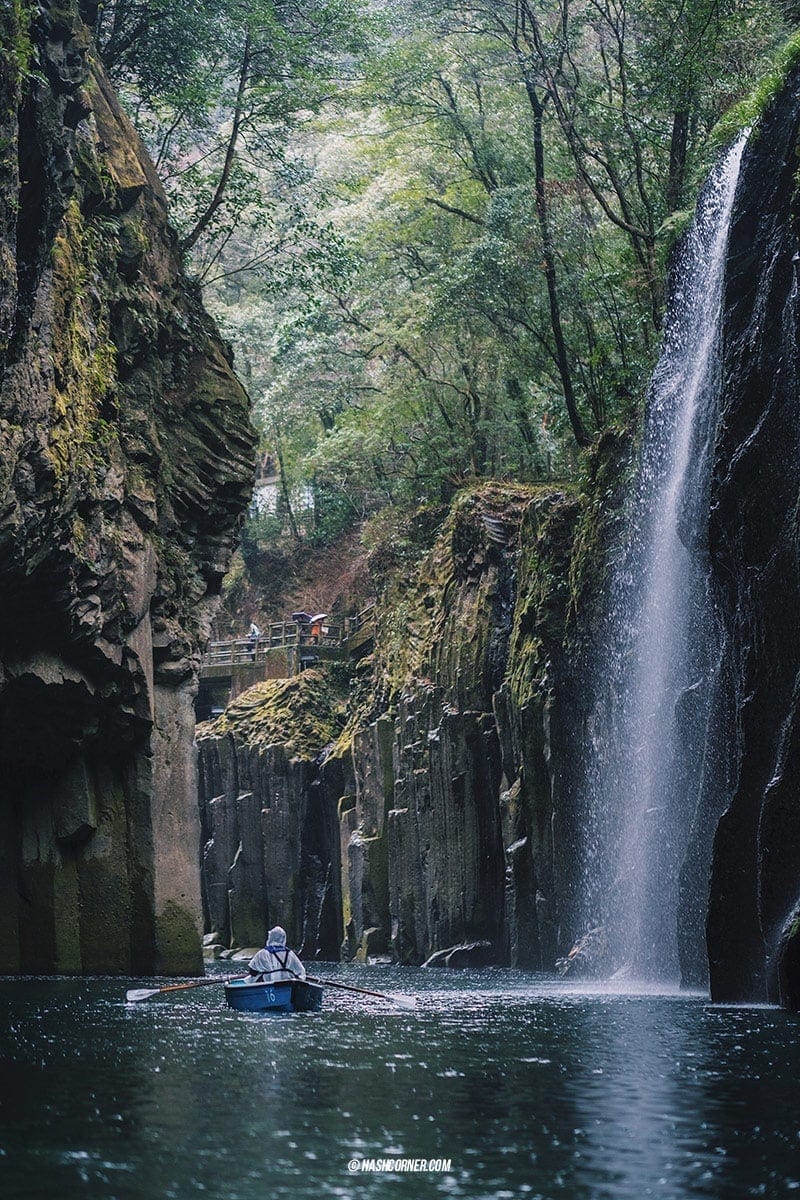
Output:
[{"xmin": 583, "ymin": 134, "xmax": 748, "ymax": 982}]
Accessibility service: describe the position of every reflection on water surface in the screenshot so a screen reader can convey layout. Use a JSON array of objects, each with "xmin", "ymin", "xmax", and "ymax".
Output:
[{"xmin": 1, "ymin": 966, "xmax": 798, "ymax": 1199}]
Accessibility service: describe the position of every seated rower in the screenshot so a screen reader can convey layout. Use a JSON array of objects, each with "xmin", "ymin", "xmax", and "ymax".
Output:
[{"xmin": 248, "ymin": 925, "xmax": 306, "ymax": 983}]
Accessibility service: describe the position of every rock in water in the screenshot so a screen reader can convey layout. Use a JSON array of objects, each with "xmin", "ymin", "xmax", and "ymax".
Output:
[
  {"xmin": 555, "ymin": 927, "xmax": 610, "ymax": 980},
  {"xmin": 777, "ymin": 907, "xmax": 800, "ymax": 1012},
  {"xmin": 0, "ymin": 2, "xmax": 255, "ymax": 974},
  {"xmin": 422, "ymin": 941, "xmax": 496, "ymax": 969}
]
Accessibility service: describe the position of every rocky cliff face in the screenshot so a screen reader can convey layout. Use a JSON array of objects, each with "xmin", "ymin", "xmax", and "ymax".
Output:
[
  {"xmin": 368, "ymin": 485, "xmax": 584, "ymax": 967},
  {"xmin": 197, "ymin": 483, "xmax": 590, "ymax": 967},
  {"xmin": 358, "ymin": 486, "xmax": 530, "ymax": 965},
  {"xmin": 0, "ymin": 1, "xmax": 254, "ymax": 973},
  {"xmin": 196, "ymin": 672, "xmax": 344, "ymax": 958},
  {"xmin": 700, "ymin": 67, "xmax": 800, "ymax": 1006}
]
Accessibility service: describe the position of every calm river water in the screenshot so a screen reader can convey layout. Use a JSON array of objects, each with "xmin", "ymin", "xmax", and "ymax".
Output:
[{"xmin": 1, "ymin": 966, "xmax": 798, "ymax": 1199}]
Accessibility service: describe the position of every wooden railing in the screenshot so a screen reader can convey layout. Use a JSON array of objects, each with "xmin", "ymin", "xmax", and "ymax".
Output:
[
  {"xmin": 203, "ymin": 605, "xmax": 377, "ymax": 672},
  {"xmin": 205, "ymin": 622, "xmax": 343, "ymax": 668},
  {"xmin": 343, "ymin": 602, "xmax": 377, "ymax": 640}
]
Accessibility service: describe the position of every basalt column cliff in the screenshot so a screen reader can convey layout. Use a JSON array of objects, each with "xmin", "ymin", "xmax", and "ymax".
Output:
[
  {"xmin": 0, "ymin": 2, "xmax": 255, "ymax": 973},
  {"xmin": 701, "ymin": 67, "xmax": 800, "ymax": 1006}
]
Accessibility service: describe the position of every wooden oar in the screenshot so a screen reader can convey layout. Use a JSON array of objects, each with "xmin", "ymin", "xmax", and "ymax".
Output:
[
  {"xmin": 302, "ymin": 972, "xmax": 416, "ymax": 1010},
  {"xmin": 127, "ymin": 969, "xmax": 417, "ymax": 1010},
  {"xmin": 126, "ymin": 974, "xmax": 247, "ymax": 1003}
]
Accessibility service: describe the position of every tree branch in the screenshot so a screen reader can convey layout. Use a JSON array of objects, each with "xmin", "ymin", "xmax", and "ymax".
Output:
[{"xmin": 180, "ymin": 32, "xmax": 252, "ymax": 255}]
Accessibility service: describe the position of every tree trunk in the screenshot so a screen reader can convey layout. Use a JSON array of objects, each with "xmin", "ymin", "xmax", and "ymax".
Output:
[
  {"xmin": 180, "ymin": 32, "xmax": 252, "ymax": 255},
  {"xmin": 275, "ymin": 438, "xmax": 302, "ymax": 545},
  {"xmin": 667, "ymin": 108, "xmax": 690, "ymax": 213},
  {"xmin": 527, "ymin": 80, "xmax": 590, "ymax": 448}
]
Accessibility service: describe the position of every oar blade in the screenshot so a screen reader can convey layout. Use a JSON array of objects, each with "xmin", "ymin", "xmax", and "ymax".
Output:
[
  {"xmin": 126, "ymin": 988, "xmax": 161, "ymax": 1003},
  {"xmin": 389, "ymin": 994, "xmax": 417, "ymax": 1010}
]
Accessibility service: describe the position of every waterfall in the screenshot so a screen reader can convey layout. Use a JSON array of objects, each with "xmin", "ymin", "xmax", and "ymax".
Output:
[{"xmin": 584, "ymin": 134, "xmax": 748, "ymax": 982}]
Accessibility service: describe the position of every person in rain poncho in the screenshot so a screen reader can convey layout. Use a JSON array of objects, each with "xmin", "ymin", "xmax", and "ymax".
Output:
[{"xmin": 248, "ymin": 926, "xmax": 306, "ymax": 982}]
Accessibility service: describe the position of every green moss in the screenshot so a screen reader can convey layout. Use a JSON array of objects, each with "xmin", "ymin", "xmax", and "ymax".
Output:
[
  {"xmin": 711, "ymin": 31, "xmax": 800, "ymax": 149},
  {"xmin": 505, "ymin": 491, "xmax": 581, "ymax": 710},
  {"xmin": 198, "ymin": 669, "xmax": 347, "ymax": 759},
  {"xmin": 48, "ymin": 201, "xmax": 119, "ymax": 479},
  {"xmin": 327, "ymin": 481, "xmax": 564, "ymax": 762},
  {"xmin": 9, "ymin": 0, "xmax": 33, "ymax": 78},
  {"xmin": 118, "ymin": 213, "xmax": 150, "ymax": 263},
  {"xmin": 72, "ymin": 137, "xmax": 118, "ymax": 213},
  {"xmin": 567, "ymin": 428, "xmax": 633, "ymax": 621},
  {"xmin": 374, "ymin": 481, "xmax": 546, "ymax": 698}
]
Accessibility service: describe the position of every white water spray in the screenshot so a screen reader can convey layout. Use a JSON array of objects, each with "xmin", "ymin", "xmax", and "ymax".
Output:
[{"xmin": 586, "ymin": 134, "xmax": 748, "ymax": 981}]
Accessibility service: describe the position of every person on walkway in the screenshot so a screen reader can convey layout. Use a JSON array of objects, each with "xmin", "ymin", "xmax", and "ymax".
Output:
[
  {"xmin": 248, "ymin": 926, "xmax": 306, "ymax": 982},
  {"xmin": 247, "ymin": 621, "xmax": 261, "ymax": 661}
]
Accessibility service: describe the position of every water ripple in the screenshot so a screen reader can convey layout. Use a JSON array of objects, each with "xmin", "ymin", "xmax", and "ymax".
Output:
[{"xmin": 1, "ymin": 968, "xmax": 798, "ymax": 1200}]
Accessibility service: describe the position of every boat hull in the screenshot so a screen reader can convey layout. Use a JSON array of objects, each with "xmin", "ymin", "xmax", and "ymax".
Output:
[{"xmin": 224, "ymin": 979, "xmax": 323, "ymax": 1013}]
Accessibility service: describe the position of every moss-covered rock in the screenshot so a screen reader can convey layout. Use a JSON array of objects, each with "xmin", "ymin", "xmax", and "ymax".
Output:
[
  {"xmin": 0, "ymin": 1, "xmax": 255, "ymax": 976},
  {"xmin": 198, "ymin": 669, "xmax": 346, "ymax": 759},
  {"xmin": 196, "ymin": 670, "xmax": 345, "ymax": 958},
  {"xmin": 344, "ymin": 481, "xmax": 584, "ymax": 966}
]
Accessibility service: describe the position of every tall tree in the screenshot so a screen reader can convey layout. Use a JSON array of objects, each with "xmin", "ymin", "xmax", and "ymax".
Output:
[{"xmin": 86, "ymin": 0, "xmax": 371, "ymax": 274}]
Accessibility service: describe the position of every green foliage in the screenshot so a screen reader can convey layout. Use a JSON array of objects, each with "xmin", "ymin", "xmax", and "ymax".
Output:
[
  {"xmin": 96, "ymin": 0, "xmax": 794, "ymax": 562},
  {"xmin": 711, "ymin": 29, "xmax": 800, "ymax": 148},
  {"xmin": 92, "ymin": 0, "xmax": 374, "ymax": 272},
  {"xmin": 216, "ymin": 0, "xmax": 788, "ymax": 554},
  {"xmin": 11, "ymin": 0, "xmax": 33, "ymax": 76}
]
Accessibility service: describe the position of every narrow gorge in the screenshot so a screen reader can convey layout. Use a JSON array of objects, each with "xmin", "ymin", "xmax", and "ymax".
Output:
[
  {"xmin": 7, "ymin": 6, "xmax": 800, "ymax": 1197},
  {"xmin": 3, "ymin": 2, "xmax": 800, "ymax": 1016},
  {"xmin": 197, "ymin": 69, "xmax": 800, "ymax": 1010}
]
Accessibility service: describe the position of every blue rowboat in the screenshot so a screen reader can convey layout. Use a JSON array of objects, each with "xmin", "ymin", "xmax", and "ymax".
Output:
[{"xmin": 224, "ymin": 978, "xmax": 323, "ymax": 1013}]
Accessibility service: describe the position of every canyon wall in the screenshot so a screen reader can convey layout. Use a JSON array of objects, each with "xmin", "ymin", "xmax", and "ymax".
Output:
[
  {"xmin": 196, "ymin": 672, "xmax": 345, "ymax": 958},
  {"xmin": 0, "ymin": 1, "xmax": 254, "ymax": 973},
  {"xmin": 701, "ymin": 67, "xmax": 800, "ymax": 1005},
  {"xmin": 197, "ymin": 482, "xmax": 601, "ymax": 967}
]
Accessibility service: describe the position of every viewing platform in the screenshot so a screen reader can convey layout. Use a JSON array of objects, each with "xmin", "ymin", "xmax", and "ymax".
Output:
[{"xmin": 196, "ymin": 605, "xmax": 376, "ymax": 718}]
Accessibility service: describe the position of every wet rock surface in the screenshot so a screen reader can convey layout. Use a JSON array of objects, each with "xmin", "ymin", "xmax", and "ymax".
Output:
[
  {"xmin": 0, "ymin": 1, "xmax": 254, "ymax": 973},
  {"xmin": 422, "ymin": 940, "xmax": 497, "ymax": 968},
  {"xmin": 196, "ymin": 672, "xmax": 344, "ymax": 958},
  {"xmin": 555, "ymin": 926, "xmax": 610, "ymax": 980},
  {"xmin": 701, "ymin": 67, "xmax": 800, "ymax": 1004},
  {"xmin": 341, "ymin": 486, "xmax": 576, "ymax": 967}
]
